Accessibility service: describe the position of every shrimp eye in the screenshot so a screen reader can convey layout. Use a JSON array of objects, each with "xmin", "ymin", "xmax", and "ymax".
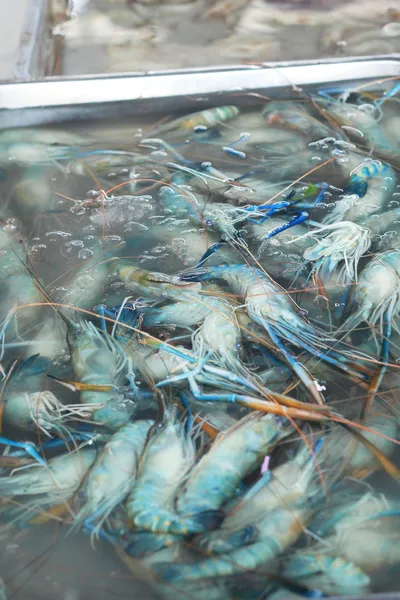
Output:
[
  {"xmin": 75, "ymin": 328, "xmax": 83, "ymax": 337},
  {"xmin": 205, "ymin": 219, "xmax": 213, "ymax": 226}
]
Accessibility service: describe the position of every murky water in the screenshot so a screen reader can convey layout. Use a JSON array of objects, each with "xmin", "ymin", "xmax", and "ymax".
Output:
[{"xmin": 0, "ymin": 87, "xmax": 400, "ymax": 599}]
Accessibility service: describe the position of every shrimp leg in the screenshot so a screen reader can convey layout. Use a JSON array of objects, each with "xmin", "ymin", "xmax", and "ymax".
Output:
[
  {"xmin": 258, "ymin": 317, "xmax": 325, "ymax": 405},
  {"xmin": 187, "ymin": 374, "xmax": 329, "ymax": 422},
  {"xmin": 363, "ymin": 308, "xmax": 391, "ymax": 417},
  {"xmin": 0, "ymin": 437, "xmax": 46, "ymax": 466}
]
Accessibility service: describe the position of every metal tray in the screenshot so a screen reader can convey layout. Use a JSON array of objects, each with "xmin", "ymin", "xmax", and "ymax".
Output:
[
  {"xmin": 1, "ymin": 55, "xmax": 400, "ymax": 600},
  {"xmin": 1, "ymin": 55, "xmax": 400, "ymax": 129}
]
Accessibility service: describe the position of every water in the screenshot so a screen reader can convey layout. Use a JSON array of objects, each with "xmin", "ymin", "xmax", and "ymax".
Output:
[{"xmin": 0, "ymin": 89, "xmax": 399, "ymax": 599}]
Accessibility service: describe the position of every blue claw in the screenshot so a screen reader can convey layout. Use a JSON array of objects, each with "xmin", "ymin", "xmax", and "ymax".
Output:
[
  {"xmin": 96, "ymin": 304, "xmax": 108, "ymax": 333},
  {"xmin": 194, "ymin": 241, "xmax": 226, "ymax": 268},
  {"xmin": 0, "ymin": 437, "xmax": 46, "ymax": 466},
  {"xmin": 263, "ymin": 211, "xmax": 309, "ymax": 239},
  {"xmin": 375, "ymin": 81, "xmax": 400, "ymax": 107},
  {"xmin": 178, "ymin": 391, "xmax": 194, "ymax": 434}
]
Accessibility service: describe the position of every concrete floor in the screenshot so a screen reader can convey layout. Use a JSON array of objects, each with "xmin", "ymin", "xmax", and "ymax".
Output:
[{"xmin": 0, "ymin": 0, "xmax": 31, "ymax": 80}]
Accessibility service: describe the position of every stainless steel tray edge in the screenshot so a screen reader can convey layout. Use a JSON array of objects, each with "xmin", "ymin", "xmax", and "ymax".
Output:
[
  {"xmin": 3, "ymin": 56, "xmax": 400, "ymax": 109},
  {"xmin": 0, "ymin": 56, "xmax": 399, "ymax": 129}
]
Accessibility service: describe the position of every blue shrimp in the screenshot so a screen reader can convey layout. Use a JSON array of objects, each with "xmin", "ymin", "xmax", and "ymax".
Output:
[
  {"xmin": 154, "ymin": 504, "xmax": 313, "ymax": 582},
  {"xmin": 176, "ymin": 412, "xmax": 292, "ymax": 530},
  {"xmin": 141, "ymin": 293, "xmax": 245, "ymax": 376},
  {"xmin": 338, "ymin": 250, "xmax": 400, "ymax": 411},
  {"xmin": 72, "ymin": 420, "xmax": 153, "ymax": 542},
  {"xmin": 127, "ymin": 406, "xmax": 207, "ymax": 535},
  {"xmin": 150, "ymin": 106, "xmax": 240, "ymax": 136},
  {"xmin": 66, "ymin": 316, "xmax": 141, "ymax": 429},
  {"xmin": 319, "ymin": 98, "xmax": 398, "ymax": 161},
  {"xmin": 109, "ymin": 261, "xmax": 202, "ymax": 299},
  {"xmin": 283, "ymin": 552, "xmax": 370, "ymax": 597},
  {"xmin": 262, "ymin": 101, "xmax": 342, "ymax": 141},
  {"xmin": 1, "ymin": 354, "xmax": 92, "ymax": 438},
  {"xmin": 291, "ymin": 221, "xmax": 371, "ymax": 285},
  {"xmin": 324, "ymin": 159, "xmax": 396, "ymax": 224},
  {"xmin": 179, "ymin": 264, "xmax": 362, "ymax": 403},
  {"xmin": 309, "ymin": 492, "xmax": 400, "ymax": 575},
  {"xmin": 194, "ymin": 438, "xmax": 326, "ymax": 555},
  {"xmin": 0, "ymin": 448, "xmax": 96, "ymax": 498}
]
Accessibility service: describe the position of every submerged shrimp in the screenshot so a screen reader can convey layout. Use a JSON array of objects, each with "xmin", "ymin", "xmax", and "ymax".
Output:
[
  {"xmin": 320, "ymin": 98, "xmax": 398, "ymax": 161},
  {"xmin": 180, "ymin": 264, "xmax": 352, "ymax": 402},
  {"xmin": 72, "ymin": 420, "xmax": 153, "ymax": 540},
  {"xmin": 151, "ymin": 106, "xmax": 240, "ymax": 135},
  {"xmin": 324, "ymin": 160, "xmax": 396, "ymax": 224},
  {"xmin": 0, "ymin": 449, "xmax": 96, "ymax": 498},
  {"xmin": 292, "ymin": 221, "xmax": 371, "ymax": 284},
  {"xmin": 143, "ymin": 293, "xmax": 244, "ymax": 375},
  {"xmin": 176, "ymin": 412, "xmax": 292, "ymax": 527},
  {"xmin": 154, "ymin": 504, "xmax": 313, "ymax": 581},
  {"xmin": 109, "ymin": 261, "xmax": 201, "ymax": 298},
  {"xmin": 127, "ymin": 406, "xmax": 199, "ymax": 535},
  {"xmin": 67, "ymin": 316, "xmax": 137, "ymax": 429},
  {"xmin": 194, "ymin": 438, "xmax": 326, "ymax": 554},
  {"xmin": 282, "ymin": 552, "xmax": 370, "ymax": 596},
  {"xmin": 340, "ymin": 249, "xmax": 400, "ymax": 334},
  {"xmin": 1, "ymin": 355, "xmax": 91, "ymax": 436},
  {"xmin": 312, "ymin": 492, "xmax": 400, "ymax": 574}
]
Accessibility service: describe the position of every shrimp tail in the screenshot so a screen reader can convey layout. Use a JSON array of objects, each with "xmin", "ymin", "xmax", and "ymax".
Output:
[
  {"xmin": 195, "ymin": 525, "xmax": 257, "ymax": 555},
  {"xmin": 185, "ymin": 509, "xmax": 225, "ymax": 533},
  {"xmin": 11, "ymin": 354, "xmax": 51, "ymax": 379},
  {"xmin": 124, "ymin": 531, "xmax": 180, "ymax": 558}
]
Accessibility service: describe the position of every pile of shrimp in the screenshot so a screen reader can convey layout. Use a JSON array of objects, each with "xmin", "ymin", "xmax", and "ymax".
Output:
[{"xmin": 0, "ymin": 79, "xmax": 400, "ymax": 599}]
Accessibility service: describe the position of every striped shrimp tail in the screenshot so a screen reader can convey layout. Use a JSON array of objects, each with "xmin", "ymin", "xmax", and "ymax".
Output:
[{"xmin": 124, "ymin": 531, "xmax": 180, "ymax": 558}]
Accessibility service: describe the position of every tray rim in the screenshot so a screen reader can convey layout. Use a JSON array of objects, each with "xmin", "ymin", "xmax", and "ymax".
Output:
[{"xmin": 1, "ymin": 55, "xmax": 400, "ymax": 111}]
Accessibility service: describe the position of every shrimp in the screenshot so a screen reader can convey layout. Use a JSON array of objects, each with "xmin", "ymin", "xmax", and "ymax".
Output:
[
  {"xmin": 262, "ymin": 101, "xmax": 340, "ymax": 141},
  {"xmin": 154, "ymin": 504, "xmax": 313, "ymax": 581},
  {"xmin": 319, "ymin": 98, "xmax": 398, "ymax": 161},
  {"xmin": 362, "ymin": 206, "xmax": 400, "ymax": 252},
  {"xmin": 323, "ymin": 159, "xmax": 396, "ymax": 224},
  {"xmin": 0, "ymin": 448, "xmax": 96, "ymax": 497},
  {"xmin": 72, "ymin": 420, "xmax": 153, "ymax": 540},
  {"xmin": 340, "ymin": 249, "xmax": 400, "ymax": 335},
  {"xmin": 292, "ymin": 221, "xmax": 371, "ymax": 284},
  {"xmin": 312, "ymin": 493, "xmax": 400, "ymax": 574},
  {"xmin": 67, "ymin": 316, "xmax": 138, "ymax": 429},
  {"xmin": 282, "ymin": 552, "xmax": 370, "ymax": 596},
  {"xmin": 194, "ymin": 438, "xmax": 325, "ymax": 554},
  {"xmin": 109, "ymin": 261, "xmax": 201, "ymax": 298},
  {"xmin": 0, "ymin": 142, "xmax": 79, "ymax": 166},
  {"xmin": 180, "ymin": 264, "xmax": 356, "ymax": 403},
  {"xmin": 143, "ymin": 293, "xmax": 244, "ymax": 375},
  {"xmin": 1, "ymin": 355, "xmax": 93, "ymax": 437},
  {"xmin": 176, "ymin": 412, "xmax": 292, "ymax": 525},
  {"xmin": 13, "ymin": 167, "xmax": 58, "ymax": 215},
  {"xmin": 151, "ymin": 106, "xmax": 240, "ymax": 135},
  {"xmin": 127, "ymin": 406, "xmax": 204, "ymax": 535},
  {"xmin": 324, "ymin": 406, "xmax": 398, "ymax": 478}
]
